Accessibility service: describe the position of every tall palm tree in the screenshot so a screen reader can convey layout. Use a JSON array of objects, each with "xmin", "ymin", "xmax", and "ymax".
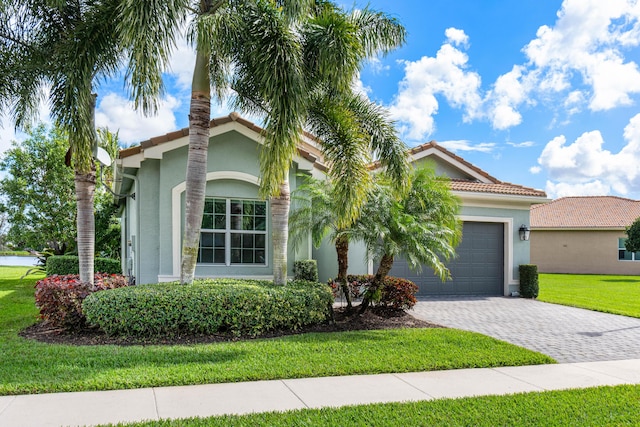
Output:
[
  {"xmin": 352, "ymin": 166, "xmax": 462, "ymax": 313},
  {"xmin": 119, "ymin": 0, "xmax": 312, "ymax": 284},
  {"xmin": 0, "ymin": 1, "xmax": 122, "ymax": 285},
  {"xmin": 232, "ymin": 2, "xmax": 407, "ymax": 284}
]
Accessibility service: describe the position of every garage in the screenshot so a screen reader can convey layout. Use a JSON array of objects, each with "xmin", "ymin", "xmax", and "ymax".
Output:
[{"xmin": 387, "ymin": 221, "xmax": 505, "ymax": 296}]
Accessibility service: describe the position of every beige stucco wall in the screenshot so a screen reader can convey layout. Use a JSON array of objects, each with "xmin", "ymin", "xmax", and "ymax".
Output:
[{"xmin": 531, "ymin": 229, "xmax": 640, "ymax": 275}]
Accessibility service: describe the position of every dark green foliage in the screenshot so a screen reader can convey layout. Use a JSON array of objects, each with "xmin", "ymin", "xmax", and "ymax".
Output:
[
  {"xmin": 83, "ymin": 279, "xmax": 334, "ymax": 337},
  {"xmin": 293, "ymin": 260, "xmax": 319, "ymax": 282},
  {"xmin": 0, "ymin": 125, "xmax": 76, "ymax": 254},
  {"xmin": 519, "ymin": 264, "xmax": 539, "ymax": 298},
  {"xmin": 34, "ymin": 273, "xmax": 129, "ymax": 329},
  {"xmin": 625, "ymin": 217, "xmax": 640, "ymax": 252},
  {"xmin": 329, "ymin": 274, "xmax": 419, "ymax": 310},
  {"xmin": 47, "ymin": 255, "xmax": 122, "ymax": 276}
]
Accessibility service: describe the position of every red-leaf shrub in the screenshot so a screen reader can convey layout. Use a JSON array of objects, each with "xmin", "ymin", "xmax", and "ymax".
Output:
[
  {"xmin": 328, "ymin": 274, "xmax": 418, "ymax": 310},
  {"xmin": 34, "ymin": 273, "xmax": 129, "ymax": 329}
]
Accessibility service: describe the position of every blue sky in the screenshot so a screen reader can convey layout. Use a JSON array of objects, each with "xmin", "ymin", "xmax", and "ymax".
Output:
[{"xmin": 2, "ymin": 0, "xmax": 640, "ymax": 199}]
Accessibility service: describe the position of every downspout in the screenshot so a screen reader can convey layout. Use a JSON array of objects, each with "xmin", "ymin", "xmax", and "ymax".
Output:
[{"xmin": 123, "ymin": 172, "xmax": 140, "ymax": 284}]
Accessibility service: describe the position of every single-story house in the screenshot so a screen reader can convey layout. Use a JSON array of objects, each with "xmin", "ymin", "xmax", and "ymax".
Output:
[
  {"xmin": 115, "ymin": 112, "xmax": 547, "ymax": 296},
  {"xmin": 530, "ymin": 196, "xmax": 640, "ymax": 275}
]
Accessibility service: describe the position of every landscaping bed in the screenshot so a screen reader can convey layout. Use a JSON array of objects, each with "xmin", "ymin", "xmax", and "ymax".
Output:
[{"xmin": 20, "ymin": 305, "xmax": 441, "ymax": 346}]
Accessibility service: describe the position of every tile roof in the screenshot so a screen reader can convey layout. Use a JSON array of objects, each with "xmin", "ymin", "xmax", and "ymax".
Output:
[
  {"xmin": 118, "ymin": 112, "xmax": 324, "ymax": 166},
  {"xmin": 530, "ymin": 196, "xmax": 640, "ymax": 229},
  {"xmin": 450, "ymin": 179, "xmax": 547, "ymax": 198},
  {"xmin": 117, "ymin": 114, "xmax": 546, "ymax": 199},
  {"xmin": 410, "ymin": 141, "xmax": 500, "ymax": 183}
]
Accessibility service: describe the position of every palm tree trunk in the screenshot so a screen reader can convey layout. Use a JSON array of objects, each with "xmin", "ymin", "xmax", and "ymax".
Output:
[
  {"xmin": 360, "ymin": 253, "xmax": 393, "ymax": 314},
  {"xmin": 335, "ymin": 234, "xmax": 352, "ymax": 309},
  {"xmin": 181, "ymin": 50, "xmax": 211, "ymax": 284},
  {"xmin": 272, "ymin": 178, "xmax": 290, "ymax": 285},
  {"xmin": 76, "ymin": 168, "xmax": 95, "ymax": 286}
]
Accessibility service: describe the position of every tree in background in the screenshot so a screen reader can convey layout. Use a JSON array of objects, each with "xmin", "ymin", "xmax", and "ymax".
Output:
[
  {"xmin": 625, "ymin": 217, "xmax": 640, "ymax": 253},
  {"xmin": 0, "ymin": 1, "xmax": 122, "ymax": 285},
  {"xmin": 0, "ymin": 125, "xmax": 76, "ymax": 254},
  {"xmin": 351, "ymin": 166, "xmax": 462, "ymax": 313},
  {"xmin": 0, "ymin": 124, "xmax": 121, "ymax": 257}
]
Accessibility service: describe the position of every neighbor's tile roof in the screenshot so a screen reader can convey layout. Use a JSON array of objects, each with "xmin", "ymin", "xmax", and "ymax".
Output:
[{"xmin": 530, "ymin": 196, "xmax": 640, "ymax": 228}]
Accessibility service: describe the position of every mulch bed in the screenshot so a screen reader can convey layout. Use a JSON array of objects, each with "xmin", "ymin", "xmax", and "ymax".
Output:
[{"xmin": 19, "ymin": 306, "xmax": 443, "ymax": 346}]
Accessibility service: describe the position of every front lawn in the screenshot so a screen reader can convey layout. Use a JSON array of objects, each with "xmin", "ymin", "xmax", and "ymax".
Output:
[
  {"xmin": 0, "ymin": 266, "xmax": 553, "ymax": 395},
  {"xmin": 538, "ymin": 273, "xmax": 640, "ymax": 318},
  {"xmin": 115, "ymin": 385, "xmax": 640, "ymax": 426}
]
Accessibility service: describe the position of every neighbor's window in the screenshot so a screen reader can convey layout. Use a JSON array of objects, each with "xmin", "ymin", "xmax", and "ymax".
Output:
[
  {"xmin": 618, "ymin": 238, "xmax": 640, "ymax": 261},
  {"xmin": 198, "ymin": 198, "xmax": 267, "ymax": 265}
]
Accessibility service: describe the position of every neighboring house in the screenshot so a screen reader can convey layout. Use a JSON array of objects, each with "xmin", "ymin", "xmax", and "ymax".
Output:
[
  {"xmin": 530, "ymin": 196, "xmax": 640, "ymax": 275},
  {"xmin": 115, "ymin": 113, "xmax": 547, "ymax": 296}
]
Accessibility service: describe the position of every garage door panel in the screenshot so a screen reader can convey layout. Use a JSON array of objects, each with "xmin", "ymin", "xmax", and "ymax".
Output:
[{"xmin": 388, "ymin": 221, "xmax": 504, "ymax": 296}]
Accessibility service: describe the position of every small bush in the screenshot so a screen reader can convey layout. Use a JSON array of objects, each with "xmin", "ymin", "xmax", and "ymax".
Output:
[
  {"xmin": 519, "ymin": 264, "xmax": 539, "ymax": 298},
  {"xmin": 83, "ymin": 279, "xmax": 334, "ymax": 337},
  {"xmin": 47, "ymin": 255, "xmax": 122, "ymax": 276},
  {"xmin": 35, "ymin": 273, "xmax": 129, "ymax": 329},
  {"xmin": 293, "ymin": 260, "xmax": 318, "ymax": 282},
  {"xmin": 329, "ymin": 274, "xmax": 419, "ymax": 310}
]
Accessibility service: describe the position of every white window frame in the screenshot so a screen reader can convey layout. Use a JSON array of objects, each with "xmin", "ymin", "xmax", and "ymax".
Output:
[{"xmin": 198, "ymin": 197, "xmax": 268, "ymax": 267}]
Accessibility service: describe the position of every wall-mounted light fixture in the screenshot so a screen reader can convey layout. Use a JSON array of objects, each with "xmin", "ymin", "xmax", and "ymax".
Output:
[{"xmin": 519, "ymin": 224, "xmax": 530, "ymax": 241}]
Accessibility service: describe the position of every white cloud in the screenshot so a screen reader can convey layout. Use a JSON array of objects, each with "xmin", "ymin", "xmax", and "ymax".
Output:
[
  {"xmin": 536, "ymin": 113, "xmax": 640, "ymax": 197},
  {"xmin": 367, "ymin": 57, "xmax": 391, "ymax": 74},
  {"xmin": 439, "ymin": 139, "xmax": 495, "ymax": 153},
  {"xmin": 523, "ymin": 0, "xmax": 640, "ymax": 111},
  {"xmin": 0, "ymin": 116, "xmax": 18, "ymax": 157},
  {"xmin": 389, "ymin": 29, "xmax": 482, "ymax": 142},
  {"xmin": 166, "ymin": 30, "xmax": 196, "ymax": 91},
  {"xmin": 95, "ymin": 93, "xmax": 181, "ymax": 144},
  {"xmin": 508, "ymin": 140, "xmax": 535, "ymax": 148},
  {"xmin": 445, "ymin": 27, "xmax": 469, "ymax": 47},
  {"xmin": 545, "ymin": 180, "xmax": 611, "ymax": 198},
  {"xmin": 530, "ymin": 166, "xmax": 542, "ymax": 174}
]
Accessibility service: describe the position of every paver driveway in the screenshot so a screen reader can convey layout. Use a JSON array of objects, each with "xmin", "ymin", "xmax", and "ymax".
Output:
[{"xmin": 411, "ymin": 297, "xmax": 640, "ymax": 363}]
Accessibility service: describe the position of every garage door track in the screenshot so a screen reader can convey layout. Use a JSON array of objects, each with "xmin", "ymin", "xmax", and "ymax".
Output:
[{"xmin": 411, "ymin": 297, "xmax": 640, "ymax": 363}]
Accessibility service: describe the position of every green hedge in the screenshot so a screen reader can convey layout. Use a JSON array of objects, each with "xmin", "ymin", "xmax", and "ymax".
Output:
[
  {"xmin": 83, "ymin": 279, "xmax": 333, "ymax": 337},
  {"xmin": 519, "ymin": 264, "xmax": 539, "ymax": 298},
  {"xmin": 293, "ymin": 260, "xmax": 318, "ymax": 282},
  {"xmin": 46, "ymin": 255, "xmax": 122, "ymax": 276}
]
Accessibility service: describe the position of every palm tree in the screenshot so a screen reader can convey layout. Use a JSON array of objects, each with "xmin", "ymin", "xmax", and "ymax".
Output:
[
  {"xmin": 352, "ymin": 166, "xmax": 462, "ymax": 313},
  {"xmin": 232, "ymin": 2, "xmax": 407, "ymax": 284},
  {"xmin": 119, "ymin": 0, "xmax": 312, "ymax": 284},
  {"xmin": 0, "ymin": 1, "xmax": 122, "ymax": 285},
  {"xmin": 290, "ymin": 94, "xmax": 409, "ymax": 308}
]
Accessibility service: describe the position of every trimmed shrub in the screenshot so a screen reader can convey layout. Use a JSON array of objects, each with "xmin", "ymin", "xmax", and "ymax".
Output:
[
  {"xmin": 83, "ymin": 279, "xmax": 334, "ymax": 337},
  {"xmin": 47, "ymin": 255, "xmax": 122, "ymax": 276},
  {"xmin": 35, "ymin": 273, "xmax": 129, "ymax": 329},
  {"xmin": 329, "ymin": 274, "xmax": 419, "ymax": 310},
  {"xmin": 519, "ymin": 264, "xmax": 539, "ymax": 298},
  {"xmin": 293, "ymin": 260, "xmax": 318, "ymax": 282}
]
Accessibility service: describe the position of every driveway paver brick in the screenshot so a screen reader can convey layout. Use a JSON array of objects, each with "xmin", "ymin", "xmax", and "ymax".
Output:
[{"xmin": 411, "ymin": 297, "xmax": 640, "ymax": 363}]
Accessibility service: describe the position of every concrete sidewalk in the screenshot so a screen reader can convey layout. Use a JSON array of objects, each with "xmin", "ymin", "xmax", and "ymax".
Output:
[{"xmin": 1, "ymin": 359, "xmax": 640, "ymax": 427}]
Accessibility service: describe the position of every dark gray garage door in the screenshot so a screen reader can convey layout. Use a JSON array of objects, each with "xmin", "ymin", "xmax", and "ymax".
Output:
[{"xmin": 387, "ymin": 221, "xmax": 504, "ymax": 296}]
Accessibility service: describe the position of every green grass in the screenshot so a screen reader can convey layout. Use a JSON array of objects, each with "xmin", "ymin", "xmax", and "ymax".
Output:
[
  {"xmin": 113, "ymin": 385, "xmax": 640, "ymax": 426},
  {"xmin": 539, "ymin": 273, "xmax": 640, "ymax": 318},
  {"xmin": 0, "ymin": 266, "xmax": 553, "ymax": 396},
  {"xmin": 0, "ymin": 250, "xmax": 31, "ymax": 256}
]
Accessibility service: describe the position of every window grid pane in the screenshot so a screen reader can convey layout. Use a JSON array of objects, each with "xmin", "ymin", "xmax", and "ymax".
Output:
[{"xmin": 199, "ymin": 198, "xmax": 266, "ymax": 266}]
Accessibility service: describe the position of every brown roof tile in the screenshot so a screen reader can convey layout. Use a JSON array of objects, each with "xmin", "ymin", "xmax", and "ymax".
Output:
[
  {"xmin": 450, "ymin": 179, "xmax": 547, "ymax": 197},
  {"xmin": 530, "ymin": 196, "xmax": 640, "ymax": 228}
]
